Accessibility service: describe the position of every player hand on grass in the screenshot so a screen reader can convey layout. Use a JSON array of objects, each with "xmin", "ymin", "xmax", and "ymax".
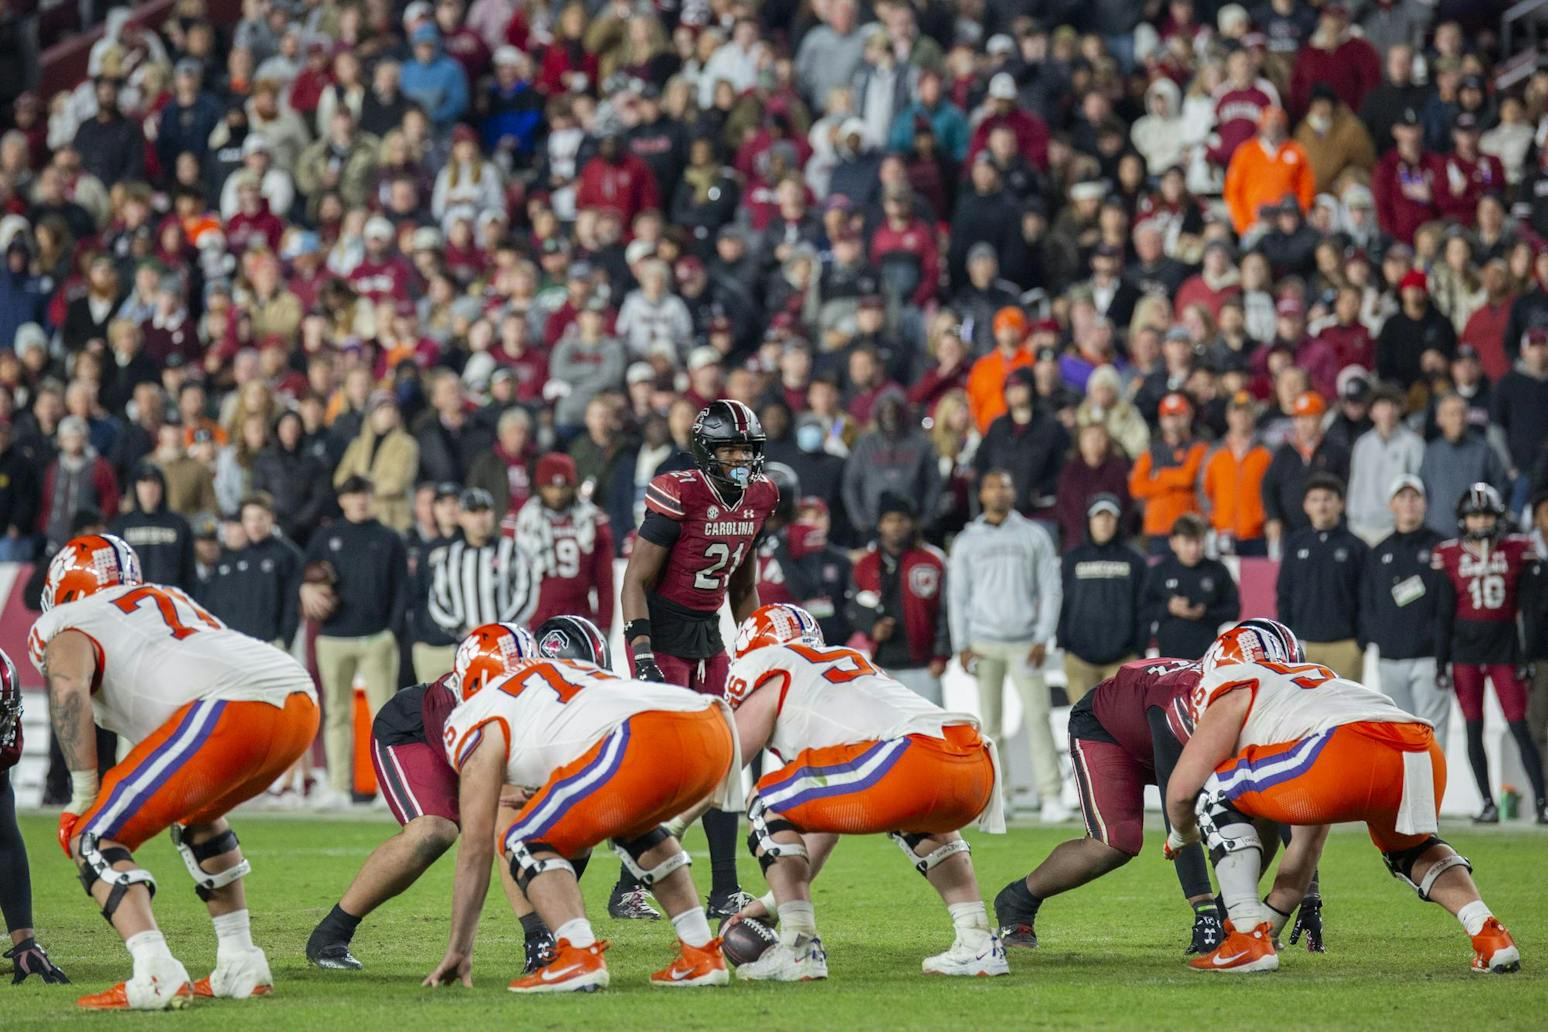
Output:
[
  {"xmin": 423, "ymin": 950, "xmax": 472, "ymax": 988},
  {"xmin": 4, "ymin": 939, "xmax": 69, "ymax": 984}
]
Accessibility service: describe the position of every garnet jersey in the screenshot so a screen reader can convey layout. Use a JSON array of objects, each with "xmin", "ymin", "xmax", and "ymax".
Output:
[
  {"xmin": 28, "ymin": 583, "xmax": 315, "ymax": 743},
  {"xmin": 1190, "ymin": 660, "xmax": 1420, "ymax": 750},
  {"xmin": 1090, "ymin": 658, "xmax": 1201, "ymax": 767},
  {"xmin": 509, "ymin": 497, "xmax": 616, "ymax": 629},
  {"xmin": 726, "ymin": 642, "xmax": 982, "ymax": 761},
  {"xmin": 441, "ymin": 659, "xmax": 740, "ymax": 801},
  {"xmin": 1431, "ymin": 535, "xmax": 1539, "ymax": 665}
]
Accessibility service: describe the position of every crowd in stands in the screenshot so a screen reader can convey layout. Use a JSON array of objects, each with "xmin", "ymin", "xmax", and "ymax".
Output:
[{"xmin": 3, "ymin": 0, "xmax": 1548, "ymax": 803}]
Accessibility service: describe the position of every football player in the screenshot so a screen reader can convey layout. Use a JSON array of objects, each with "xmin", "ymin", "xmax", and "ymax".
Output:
[
  {"xmin": 1, "ymin": 649, "xmax": 70, "ymax": 984},
  {"xmin": 1431, "ymin": 483, "xmax": 1547, "ymax": 823},
  {"xmin": 424, "ymin": 624, "xmax": 743, "ymax": 993},
  {"xmin": 615, "ymin": 399, "xmax": 779, "ymax": 919},
  {"xmin": 308, "ymin": 622, "xmax": 564, "ymax": 974},
  {"xmin": 722, "ymin": 603, "xmax": 1008, "ymax": 981},
  {"xmin": 32, "ymin": 534, "xmax": 319, "ymax": 1008},
  {"xmin": 1166, "ymin": 620, "xmax": 1520, "ymax": 975},
  {"xmin": 510, "ymin": 453, "xmax": 616, "ymax": 629}
]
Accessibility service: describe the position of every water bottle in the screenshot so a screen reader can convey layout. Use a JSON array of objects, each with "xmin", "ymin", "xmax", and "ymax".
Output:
[{"xmin": 1501, "ymin": 787, "xmax": 1520, "ymax": 821}]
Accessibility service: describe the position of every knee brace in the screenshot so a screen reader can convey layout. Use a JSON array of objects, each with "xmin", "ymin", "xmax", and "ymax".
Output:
[
  {"xmin": 1195, "ymin": 790, "xmax": 1262, "ymax": 866},
  {"xmin": 1383, "ymin": 836, "xmax": 1471, "ymax": 902},
  {"xmin": 507, "ymin": 839, "xmax": 576, "ymax": 893},
  {"xmin": 611, "ymin": 826, "xmax": 690, "ymax": 887},
  {"xmin": 888, "ymin": 832, "xmax": 971, "ymax": 876},
  {"xmin": 77, "ymin": 832, "xmax": 157, "ymax": 924},
  {"xmin": 170, "ymin": 825, "xmax": 251, "ymax": 902},
  {"xmin": 745, "ymin": 795, "xmax": 808, "ymax": 873}
]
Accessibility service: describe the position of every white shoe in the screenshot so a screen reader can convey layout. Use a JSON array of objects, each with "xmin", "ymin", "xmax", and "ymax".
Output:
[
  {"xmin": 310, "ymin": 787, "xmax": 352, "ymax": 812},
  {"xmin": 735, "ymin": 935, "xmax": 828, "ymax": 982},
  {"xmin": 1039, "ymin": 799, "xmax": 1073, "ymax": 823},
  {"xmin": 196, "ymin": 947, "xmax": 274, "ymax": 999},
  {"xmin": 923, "ymin": 935, "xmax": 1009, "ymax": 977},
  {"xmin": 123, "ymin": 956, "xmax": 194, "ymax": 1010}
]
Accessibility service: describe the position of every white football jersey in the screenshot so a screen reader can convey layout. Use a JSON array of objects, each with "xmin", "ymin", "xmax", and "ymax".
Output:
[
  {"xmin": 1191, "ymin": 660, "xmax": 1424, "ymax": 749},
  {"xmin": 442, "ymin": 659, "xmax": 742, "ymax": 807},
  {"xmin": 29, "ymin": 583, "xmax": 315, "ymax": 742},
  {"xmin": 727, "ymin": 642, "xmax": 981, "ymax": 760}
]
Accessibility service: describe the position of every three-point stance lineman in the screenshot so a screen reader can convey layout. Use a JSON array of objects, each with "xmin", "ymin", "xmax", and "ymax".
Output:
[{"xmin": 32, "ymin": 534, "xmax": 318, "ymax": 1009}]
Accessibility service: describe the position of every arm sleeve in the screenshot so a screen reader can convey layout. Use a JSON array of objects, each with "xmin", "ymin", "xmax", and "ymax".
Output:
[
  {"xmin": 1148, "ymin": 706, "xmax": 1213, "ymax": 899},
  {"xmin": 1433, "ymin": 553, "xmax": 1456, "ymax": 668},
  {"xmin": 638, "ymin": 509, "xmax": 683, "ymax": 548},
  {"xmin": 947, "ymin": 539, "xmax": 970, "ymax": 651}
]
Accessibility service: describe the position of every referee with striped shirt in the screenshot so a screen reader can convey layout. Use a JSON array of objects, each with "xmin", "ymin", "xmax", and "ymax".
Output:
[{"xmin": 427, "ymin": 488, "xmax": 537, "ymax": 639}]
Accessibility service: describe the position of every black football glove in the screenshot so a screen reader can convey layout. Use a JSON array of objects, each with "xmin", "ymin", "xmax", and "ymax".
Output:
[
  {"xmin": 5, "ymin": 938, "xmax": 70, "ymax": 984},
  {"xmin": 1288, "ymin": 894, "xmax": 1325, "ymax": 953},
  {"xmin": 1185, "ymin": 908, "xmax": 1223, "ymax": 956},
  {"xmin": 633, "ymin": 652, "xmax": 666, "ymax": 683}
]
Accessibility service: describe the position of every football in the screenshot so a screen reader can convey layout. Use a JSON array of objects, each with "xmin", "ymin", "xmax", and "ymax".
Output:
[{"xmin": 719, "ymin": 914, "xmax": 778, "ymax": 967}]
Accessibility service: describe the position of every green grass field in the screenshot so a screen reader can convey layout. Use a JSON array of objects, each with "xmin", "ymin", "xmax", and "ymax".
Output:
[{"xmin": 7, "ymin": 814, "xmax": 1548, "ymax": 1029}]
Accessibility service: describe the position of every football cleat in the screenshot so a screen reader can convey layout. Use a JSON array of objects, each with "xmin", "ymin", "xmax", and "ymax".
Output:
[
  {"xmin": 922, "ymin": 934, "xmax": 1009, "ymax": 977},
  {"xmin": 736, "ymin": 935, "xmax": 828, "ymax": 982},
  {"xmin": 305, "ymin": 926, "xmax": 363, "ymax": 971},
  {"xmin": 78, "ymin": 957, "xmax": 194, "ymax": 1010},
  {"xmin": 508, "ymin": 939, "xmax": 610, "ymax": 994},
  {"xmin": 1470, "ymin": 917, "xmax": 1521, "ymax": 974},
  {"xmin": 1473, "ymin": 802, "xmax": 1500, "ymax": 824},
  {"xmin": 1288, "ymin": 894, "xmax": 1325, "ymax": 953},
  {"xmin": 992, "ymin": 882, "xmax": 1039, "ymax": 949},
  {"xmin": 193, "ymin": 947, "xmax": 273, "ymax": 999},
  {"xmin": 1536, "ymin": 799, "xmax": 1548, "ymax": 826},
  {"xmin": 608, "ymin": 886, "xmax": 662, "ymax": 920},
  {"xmin": 650, "ymin": 939, "xmax": 730, "ymax": 988},
  {"xmin": 1186, "ymin": 910, "xmax": 1224, "ymax": 956},
  {"xmin": 1188, "ymin": 920, "xmax": 1279, "ymax": 974},
  {"xmin": 1038, "ymin": 799, "xmax": 1073, "ymax": 824},
  {"xmin": 706, "ymin": 889, "xmax": 757, "ymax": 920},
  {"xmin": 523, "ymin": 932, "xmax": 557, "ymax": 975}
]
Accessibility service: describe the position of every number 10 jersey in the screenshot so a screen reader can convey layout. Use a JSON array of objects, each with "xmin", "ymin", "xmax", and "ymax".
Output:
[
  {"xmin": 1430, "ymin": 534, "xmax": 1538, "ymax": 665},
  {"xmin": 29, "ymin": 583, "xmax": 315, "ymax": 742}
]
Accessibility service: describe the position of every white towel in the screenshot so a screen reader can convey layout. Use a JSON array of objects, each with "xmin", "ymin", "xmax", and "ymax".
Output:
[
  {"xmin": 1396, "ymin": 748, "xmax": 1439, "ymax": 837},
  {"xmin": 978, "ymin": 737, "xmax": 1008, "ymax": 834}
]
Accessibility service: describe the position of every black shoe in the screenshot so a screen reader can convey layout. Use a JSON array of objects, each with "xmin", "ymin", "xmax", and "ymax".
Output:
[
  {"xmin": 1185, "ymin": 910, "xmax": 1223, "ymax": 956},
  {"xmin": 1473, "ymin": 802, "xmax": 1500, "ymax": 824},
  {"xmin": 992, "ymin": 883, "xmax": 1039, "ymax": 949},
  {"xmin": 306, "ymin": 932, "xmax": 362, "ymax": 971},
  {"xmin": 1536, "ymin": 799, "xmax": 1548, "ymax": 825},
  {"xmin": 607, "ymin": 886, "xmax": 661, "ymax": 920},
  {"xmin": 706, "ymin": 889, "xmax": 756, "ymax": 920},
  {"xmin": 1289, "ymin": 894, "xmax": 1325, "ymax": 953},
  {"xmin": 522, "ymin": 932, "xmax": 556, "ymax": 974}
]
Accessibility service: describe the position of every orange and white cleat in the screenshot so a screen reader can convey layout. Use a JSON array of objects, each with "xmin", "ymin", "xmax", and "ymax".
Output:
[
  {"xmin": 650, "ymin": 939, "xmax": 730, "ymax": 988},
  {"xmin": 193, "ymin": 946, "xmax": 274, "ymax": 998},
  {"xmin": 1188, "ymin": 920, "xmax": 1279, "ymax": 974},
  {"xmin": 192, "ymin": 977, "xmax": 274, "ymax": 998},
  {"xmin": 1470, "ymin": 917, "xmax": 1521, "ymax": 974},
  {"xmin": 77, "ymin": 979, "xmax": 193, "ymax": 1011},
  {"xmin": 508, "ymin": 939, "xmax": 610, "ymax": 994}
]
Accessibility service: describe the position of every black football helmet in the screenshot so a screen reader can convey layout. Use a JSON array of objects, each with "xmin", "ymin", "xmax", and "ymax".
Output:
[
  {"xmin": 690, "ymin": 399, "xmax": 765, "ymax": 491},
  {"xmin": 535, "ymin": 615, "xmax": 612, "ymax": 670},
  {"xmin": 1456, "ymin": 482, "xmax": 1506, "ymax": 539},
  {"xmin": 764, "ymin": 461, "xmax": 800, "ymax": 523},
  {"xmin": 0, "ymin": 649, "xmax": 20, "ymax": 754}
]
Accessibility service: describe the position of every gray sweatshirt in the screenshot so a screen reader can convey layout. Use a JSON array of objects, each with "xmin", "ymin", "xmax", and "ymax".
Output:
[
  {"xmin": 548, "ymin": 333, "xmax": 626, "ymax": 427},
  {"xmin": 1418, "ymin": 432, "xmax": 1509, "ymax": 537},
  {"xmin": 1347, "ymin": 425, "xmax": 1424, "ymax": 539},
  {"xmin": 947, "ymin": 510, "xmax": 1061, "ymax": 647}
]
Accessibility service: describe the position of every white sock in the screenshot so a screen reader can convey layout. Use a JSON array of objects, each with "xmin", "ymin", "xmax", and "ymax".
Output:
[
  {"xmin": 1213, "ymin": 840, "xmax": 1265, "ymax": 928},
  {"xmin": 1264, "ymin": 902, "xmax": 1290, "ymax": 939},
  {"xmin": 1457, "ymin": 900, "xmax": 1492, "ymax": 936},
  {"xmin": 776, "ymin": 901, "xmax": 816, "ymax": 947},
  {"xmin": 758, "ymin": 890, "xmax": 778, "ymax": 918},
  {"xmin": 555, "ymin": 917, "xmax": 596, "ymax": 948},
  {"xmin": 212, "ymin": 909, "xmax": 255, "ymax": 957},
  {"xmin": 948, "ymin": 901, "xmax": 992, "ymax": 948},
  {"xmin": 125, "ymin": 929, "xmax": 174, "ymax": 976},
  {"xmin": 670, "ymin": 906, "xmax": 713, "ymax": 948}
]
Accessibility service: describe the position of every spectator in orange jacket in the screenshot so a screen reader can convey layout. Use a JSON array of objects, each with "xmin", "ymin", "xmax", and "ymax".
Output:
[
  {"xmin": 1223, "ymin": 106, "xmax": 1315, "ymax": 235},
  {"xmin": 966, "ymin": 306, "xmax": 1033, "ymax": 432},
  {"xmin": 1200, "ymin": 390, "xmax": 1272, "ymax": 555},
  {"xmin": 1129, "ymin": 392, "xmax": 1207, "ymax": 554}
]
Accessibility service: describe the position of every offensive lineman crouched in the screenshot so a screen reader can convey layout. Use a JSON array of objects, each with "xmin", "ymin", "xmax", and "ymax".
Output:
[
  {"xmin": 1165, "ymin": 619, "xmax": 1521, "ymax": 975},
  {"xmin": 725, "ymin": 604, "xmax": 1007, "ymax": 980},
  {"xmin": 31, "ymin": 534, "xmax": 319, "ymax": 1009},
  {"xmin": 425, "ymin": 626, "xmax": 744, "ymax": 992}
]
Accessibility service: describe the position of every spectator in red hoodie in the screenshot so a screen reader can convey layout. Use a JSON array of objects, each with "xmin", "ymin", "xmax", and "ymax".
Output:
[
  {"xmin": 1312, "ymin": 284, "xmax": 1376, "ymax": 373},
  {"xmin": 1372, "ymin": 107, "xmax": 1446, "ymax": 244},
  {"xmin": 1438, "ymin": 113, "xmax": 1507, "ymax": 226},
  {"xmin": 1461, "ymin": 259, "xmax": 1518, "ymax": 383},
  {"xmin": 1288, "ymin": 3, "xmax": 1381, "ymax": 120},
  {"xmin": 575, "ymin": 128, "xmax": 660, "ymax": 225},
  {"xmin": 348, "ymin": 215, "xmax": 417, "ymax": 303},
  {"xmin": 870, "ymin": 184, "xmax": 941, "ymax": 308},
  {"xmin": 967, "ymin": 72, "xmax": 1048, "ymax": 170},
  {"xmin": 224, "ymin": 174, "xmax": 285, "ymax": 253},
  {"xmin": 1054, "ymin": 417, "xmax": 1134, "ymax": 550}
]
